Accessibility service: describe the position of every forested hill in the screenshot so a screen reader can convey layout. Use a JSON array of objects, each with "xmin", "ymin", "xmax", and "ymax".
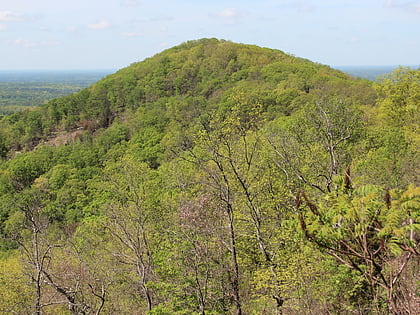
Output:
[
  {"xmin": 0, "ymin": 38, "xmax": 374, "ymax": 155},
  {"xmin": 0, "ymin": 38, "xmax": 418, "ymax": 314}
]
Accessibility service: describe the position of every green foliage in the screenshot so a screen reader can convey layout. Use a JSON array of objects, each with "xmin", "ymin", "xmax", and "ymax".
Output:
[
  {"xmin": 376, "ymin": 67, "xmax": 420, "ymax": 131},
  {"xmin": 267, "ymin": 94, "xmax": 362, "ymax": 193},
  {"xmin": 356, "ymin": 126, "xmax": 419, "ymax": 187},
  {"xmin": 94, "ymin": 120, "xmax": 128, "ymax": 153},
  {"xmin": 6, "ymin": 147, "xmax": 53, "ymax": 190},
  {"xmin": 298, "ymin": 184, "xmax": 419, "ymax": 313},
  {"xmin": 0, "ymin": 40, "xmax": 418, "ymax": 314},
  {"xmin": 0, "ymin": 252, "xmax": 33, "ymax": 314}
]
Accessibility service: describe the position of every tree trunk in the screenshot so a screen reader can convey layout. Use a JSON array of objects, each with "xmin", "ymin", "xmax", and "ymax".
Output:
[{"xmin": 227, "ymin": 204, "xmax": 242, "ymax": 315}]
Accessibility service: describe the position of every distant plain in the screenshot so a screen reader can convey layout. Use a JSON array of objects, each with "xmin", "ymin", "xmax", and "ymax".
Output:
[{"xmin": 0, "ymin": 70, "xmax": 113, "ymax": 115}]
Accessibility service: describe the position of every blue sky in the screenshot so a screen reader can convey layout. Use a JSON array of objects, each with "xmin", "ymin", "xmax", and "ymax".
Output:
[{"xmin": 0, "ymin": 0, "xmax": 419, "ymax": 70}]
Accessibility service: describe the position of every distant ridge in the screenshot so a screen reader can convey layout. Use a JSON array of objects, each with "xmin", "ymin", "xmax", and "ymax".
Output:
[{"xmin": 335, "ymin": 65, "xmax": 418, "ymax": 81}]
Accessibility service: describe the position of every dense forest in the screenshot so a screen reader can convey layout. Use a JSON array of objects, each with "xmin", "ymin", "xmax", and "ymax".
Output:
[{"xmin": 0, "ymin": 39, "xmax": 418, "ymax": 314}]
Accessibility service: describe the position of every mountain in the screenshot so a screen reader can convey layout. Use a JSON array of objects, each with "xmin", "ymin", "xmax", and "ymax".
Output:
[
  {"xmin": 0, "ymin": 39, "xmax": 418, "ymax": 315},
  {"xmin": 0, "ymin": 38, "xmax": 374, "ymax": 155}
]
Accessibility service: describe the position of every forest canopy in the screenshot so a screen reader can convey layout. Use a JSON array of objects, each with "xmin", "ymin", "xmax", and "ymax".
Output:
[{"xmin": 0, "ymin": 39, "xmax": 418, "ymax": 315}]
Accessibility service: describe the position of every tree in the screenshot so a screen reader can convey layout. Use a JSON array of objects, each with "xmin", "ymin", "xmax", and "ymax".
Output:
[
  {"xmin": 296, "ymin": 183, "xmax": 419, "ymax": 314},
  {"xmin": 173, "ymin": 192, "xmax": 230, "ymax": 314},
  {"xmin": 100, "ymin": 156, "xmax": 160, "ymax": 312},
  {"xmin": 3, "ymin": 184, "xmax": 106, "ymax": 314},
  {"xmin": 357, "ymin": 67, "xmax": 420, "ymax": 189},
  {"xmin": 187, "ymin": 131, "xmax": 243, "ymax": 315},
  {"xmin": 375, "ymin": 67, "xmax": 420, "ymax": 132},
  {"xmin": 268, "ymin": 95, "xmax": 362, "ymax": 194},
  {"xmin": 4, "ymin": 186, "xmax": 55, "ymax": 315},
  {"xmin": 180, "ymin": 93, "xmax": 295, "ymax": 314}
]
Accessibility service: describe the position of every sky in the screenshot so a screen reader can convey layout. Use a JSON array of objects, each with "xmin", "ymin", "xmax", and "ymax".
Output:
[{"xmin": 0, "ymin": 0, "xmax": 419, "ymax": 70}]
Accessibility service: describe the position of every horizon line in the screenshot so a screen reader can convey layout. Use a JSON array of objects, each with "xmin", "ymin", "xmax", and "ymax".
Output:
[{"xmin": 0, "ymin": 65, "xmax": 418, "ymax": 71}]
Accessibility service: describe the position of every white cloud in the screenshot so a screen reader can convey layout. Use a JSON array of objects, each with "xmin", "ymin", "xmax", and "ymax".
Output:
[
  {"xmin": 12, "ymin": 39, "xmax": 61, "ymax": 49},
  {"xmin": 299, "ymin": 5, "xmax": 315, "ymax": 12},
  {"xmin": 0, "ymin": 24, "xmax": 7, "ymax": 31},
  {"xmin": 121, "ymin": 32, "xmax": 142, "ymax": 37},
  {"xmin": 213, "ymin": 8, "xmax": 246, "ymax": 25},
  {"xmin": 41, "ymin": 40, "xmax": 61, "ymax": 46},
  {"xmin": 383, "ymin": 0, "xmax": 416, "ymax": 9},
  {"xmin": 87, "ymin": 21, "xmax": 110, "ymax": 30},
  {"xmin": 66, "ymin": 26, "xmax": 78, "ymax": 32},
  {"xmin": 384, "ymin": 0, "xmax": 420, "ymax": 15},
  {"xmin": 411, "ymin": 4, "xmax": 420, "ymax": 14},
  {"xmin": 149, "ymin": 16, "xmax": 174, "ymax": 22},
  {"xmin": 384, "ymin": 0, "xmax": 393, "ymax": 8},
  {"xmin": 13, "ymin": 39, "xmax": 38, "ymax": 48},
  {"xmin": 217, "ymin": 8, "xmax": 244, "ymax": 19},
  {"xmin": 121, "ymin": 0, "xmax": 141, "ymax": 7},
  {"xmin": 0, "ymin": 11, "xmax": 25, "ymax": 22}
]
